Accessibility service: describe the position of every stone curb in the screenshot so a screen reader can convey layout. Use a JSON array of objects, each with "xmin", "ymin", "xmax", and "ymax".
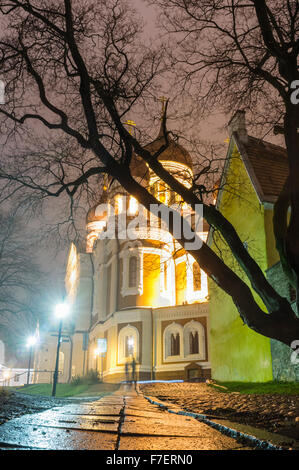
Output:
[{"xmin": 144, "ymin": 396, "xmax": 284, "ymax": 451}]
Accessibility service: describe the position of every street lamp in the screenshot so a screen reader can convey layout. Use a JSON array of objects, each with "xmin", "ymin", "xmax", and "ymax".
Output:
[
  {"xmin": 52, "ymin": 302, "xmax": 70, "ymax": 397},
  {"xmin": 26, "ymin": 335, "xmax": 38, "ymax": 386},
  {"xmin": 3, "ymin": 370, "xmax": 11, "ymax": 387}
]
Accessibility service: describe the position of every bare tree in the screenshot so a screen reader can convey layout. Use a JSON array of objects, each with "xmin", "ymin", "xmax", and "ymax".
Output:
[
  {"xmin": 0, "ymin": 209, "xmax": 46, "ymax": 347},
  {"xmin": 0, "ymin": 0, "xmax": 298, "ymax": 347},
  {"xmin": 154, "ymin": 0, "xmax": 299, "ymax": 283}
]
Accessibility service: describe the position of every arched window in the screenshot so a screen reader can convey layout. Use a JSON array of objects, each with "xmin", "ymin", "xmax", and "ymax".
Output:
[
  {"xmin": 193, "ymin": 263, "xmax": 201, "ymax": 291},
  {"xmin": 120, "ymin": 243, "xmax": 143, "ymax": 297},
  {"xmin": 129, "ymin": 256, "xmax": 137, "ymax": 288},
  {"xmin": 125, "ymin": 335, "xmax": 134, "ymax": 357},
  {"xmin": 164, "ymin": 323, "xmax": 183, "ymax": 361},
  {"xmin": 189, "ymin": 331, "xmax": 199, "ymax": 355},
  {"xmin": 118, "ymin": 325, "xmax": 139, "ymax": 364},
  {"xmin": 171, "ymin": 333, "xmax": 180, "ymax": 356},
  {"xmin": 183, "ymin": 321, "xmax": 205, "ymax": 359}
]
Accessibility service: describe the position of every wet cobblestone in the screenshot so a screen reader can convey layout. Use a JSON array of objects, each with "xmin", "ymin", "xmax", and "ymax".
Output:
[{"xmin": 140, "ymin": 382, "xmax": 299, "ymax": 440}]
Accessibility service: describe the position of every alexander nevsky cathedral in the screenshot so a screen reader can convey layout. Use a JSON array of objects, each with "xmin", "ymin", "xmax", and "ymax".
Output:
[{"xmin": 34, "ymin": 112, "xmax": 211, "ymax": 384}]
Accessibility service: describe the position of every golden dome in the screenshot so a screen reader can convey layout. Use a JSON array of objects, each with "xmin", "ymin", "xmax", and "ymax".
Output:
[{"xmin": 144, "ymin": 121, "xmax": 193, "ymax": 170}]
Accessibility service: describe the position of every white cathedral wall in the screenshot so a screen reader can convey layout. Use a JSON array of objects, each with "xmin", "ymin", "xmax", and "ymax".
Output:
[
  {"xmin": 34, "ymin": 335, "xmax": 72, "ymax": 384},
  {"xmin": 71, "ymin": 333, "xmax": 87, "ymax": 378},
  {"xmin": 73, "ymin": 254, "xmax": 94, "ymax": 331},
  {"xmin": 87, "ymin": 308, "xmax": 153, "ymax": 381}
]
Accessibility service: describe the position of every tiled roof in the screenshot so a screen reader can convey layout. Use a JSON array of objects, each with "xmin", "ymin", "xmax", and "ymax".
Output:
[{"xmin": 236, "ymin": 135, "xmax": 289, "ymax": 203}]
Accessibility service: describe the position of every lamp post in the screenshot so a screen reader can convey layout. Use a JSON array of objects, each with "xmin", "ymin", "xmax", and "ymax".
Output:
[
  {"xmin": 26, "ymin": 336, "xmax": 38, "ymax": 386},
  {"xmin": 52, "ymin": 302, "xmax": 70, "ymax": 397},
  {"xmin": 3, "ymin": 370, "xmax": 11, "ymax": 387}
]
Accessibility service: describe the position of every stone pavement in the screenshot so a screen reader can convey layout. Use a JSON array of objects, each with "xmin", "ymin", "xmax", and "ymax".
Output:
[{"xmin": 0, "ymin": 385, "xmax": 252, "ymax": 450}]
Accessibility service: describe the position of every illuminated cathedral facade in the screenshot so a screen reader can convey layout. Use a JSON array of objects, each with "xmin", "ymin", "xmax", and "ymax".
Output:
[{"xmin": 35, "ymin": 117, "xmax": 211, "ymax": 384}]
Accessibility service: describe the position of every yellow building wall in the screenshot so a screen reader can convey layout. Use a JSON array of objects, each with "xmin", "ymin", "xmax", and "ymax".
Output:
[
  {"xmin": 208, "ymin": 145, "xmax": 274, "ymax": 382},
  {"xmin": 176, "ymin": 261, "xmax": 186, "ymax": 305}
]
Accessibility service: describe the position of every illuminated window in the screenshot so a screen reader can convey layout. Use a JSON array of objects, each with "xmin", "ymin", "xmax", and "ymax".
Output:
[
  {"xmin": 118, "ymin": 325, "xmax": 139, "ymax": 363},
  {"xmin": 158, "ymin": 181, "xmax": 168, "ymax": 204},
  {"xmin": 151, "ymin": 180, "xmax": 169, "ymax": 204},
  {"xmin": 128, "ymin": 196, "xmax": 138, "ymax": 215},
  {"xmin": 125, "ymin": 336, "xmax": 134, "ymax": 357},
  {"xmin": 193, "ymin": 263, "xmax": 201, "ymax": 291},
  {"xmin": 115, "ymin": 195, "xmax": 123, "ymax": 214},
  {"xmin": 128, "ymin": 256, "xmax": 137, "ymax": 288}
]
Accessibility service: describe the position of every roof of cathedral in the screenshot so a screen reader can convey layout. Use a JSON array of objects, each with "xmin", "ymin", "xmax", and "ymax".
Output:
[
  {"xmin": 143, "ymin": 120, "xmax": 193, "ymax": 170},
  {"xmin": 130, "ymin": 152, "xmax": 150, "ymax": 181},
  {"xmin": 86, "ymin": 190, "xmax": 108, "ymax": 224},
  {"xmin": 235, "ymin": 134, "xmax": 289, "ymax": 203}
]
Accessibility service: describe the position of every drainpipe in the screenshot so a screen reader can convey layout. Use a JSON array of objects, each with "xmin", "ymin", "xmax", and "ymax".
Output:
[
  {"xmin": 66, "ymin": 335, "xmax": 73, "ymax": 383},
  {"xmin": 151, "ymin": 308, "xmax": 156, "ymax": 381},
  {"xmin": 116, "ymin": 231, "xmax": 120, "ymax": 312},
  {"xmin": 89, "ymin": 253, "xmax": 95, "ymax": 328},
  {"xmin": 85, "ymin": 252, "xmax": 95, "ymax": 375}
]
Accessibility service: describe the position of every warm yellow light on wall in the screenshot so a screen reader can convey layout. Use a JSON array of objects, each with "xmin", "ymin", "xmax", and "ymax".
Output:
[{"xmin": 115, "ymin": 195, "xmax": 123, "ymax": 214}]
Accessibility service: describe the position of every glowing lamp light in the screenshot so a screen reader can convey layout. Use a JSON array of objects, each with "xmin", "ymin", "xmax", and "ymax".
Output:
[
  {"xmin": 54, "ymin": 302, "xmax": 70, "ymax": 319},
  {"xmin": 27, "ymin": 336, "xmax": 38, "ymax": 348},
  {"xmin": 3, "ymin": 371, "xmax": 10, "ymax": 380}
]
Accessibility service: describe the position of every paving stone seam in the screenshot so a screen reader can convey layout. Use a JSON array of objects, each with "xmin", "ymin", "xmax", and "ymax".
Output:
[
  {"xmin": 115, "ymin": 397, "xmax": 126, "ymax": 451},
  {"xmin": 1, "ymin": 422, "xmax": 119, "ymax": 434},
  {"xmin": 144, "ymin": 396, "xmax": 283, "ymax": 451}
]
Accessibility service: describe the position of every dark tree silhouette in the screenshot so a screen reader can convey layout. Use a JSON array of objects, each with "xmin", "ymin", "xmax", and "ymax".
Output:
[{"xmin": 0, "ymin": 0, "xmax": 298, "ymax": 346}]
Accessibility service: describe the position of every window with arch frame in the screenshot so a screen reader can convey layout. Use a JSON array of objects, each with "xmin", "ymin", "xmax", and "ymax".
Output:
[
  {"xmin": 183, "ymin": 321, "xmax": 205, "ymax": 359},
  {"xmin": 189, "ymin": 330, "xmax": 199, "ymax": 355},
  {"xmin": 118, "ymin": 325, "xmax": 139, "ymax": 364},
  {"xmin": 193, "ymin": 262, "xmax": 201, "ymax": 291},
  {"xmin": 128, "ymin": 255, "xmax": 138, "ymax": 288},
  {"xmin": 170, "ymin": 332, "xmax": 180, "ymax": 356}
]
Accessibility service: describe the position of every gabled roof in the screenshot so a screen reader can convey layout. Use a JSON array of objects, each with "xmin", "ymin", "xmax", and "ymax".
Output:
[{"xmin": 234, "ymin": 133, "xmax": 289, "ymax": 204}]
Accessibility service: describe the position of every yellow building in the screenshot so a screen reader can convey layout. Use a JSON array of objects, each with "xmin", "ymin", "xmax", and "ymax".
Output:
[
  {"xmin": 208, "ymin": 110, "xmax": 291, "ymax": 382},
  {"xmin": 35, "ymin": 119, "xmax": 211, "ymax": 384}
]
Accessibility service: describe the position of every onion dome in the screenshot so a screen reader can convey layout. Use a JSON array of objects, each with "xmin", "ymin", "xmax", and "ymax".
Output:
[{"xmin": 143, "ymin": 120, "xmax": 193, "ymax": 171}]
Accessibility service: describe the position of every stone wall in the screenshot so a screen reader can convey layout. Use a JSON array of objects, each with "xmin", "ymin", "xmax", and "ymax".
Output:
[{"xmin": 266, "ymin": 262, "xmax": 299, "ymax": 382}]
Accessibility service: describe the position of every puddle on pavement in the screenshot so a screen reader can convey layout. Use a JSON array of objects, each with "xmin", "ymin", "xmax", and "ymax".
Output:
[{"xmin": 212, "ymin": 418, "xmax": 297, "ymax": 449}]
